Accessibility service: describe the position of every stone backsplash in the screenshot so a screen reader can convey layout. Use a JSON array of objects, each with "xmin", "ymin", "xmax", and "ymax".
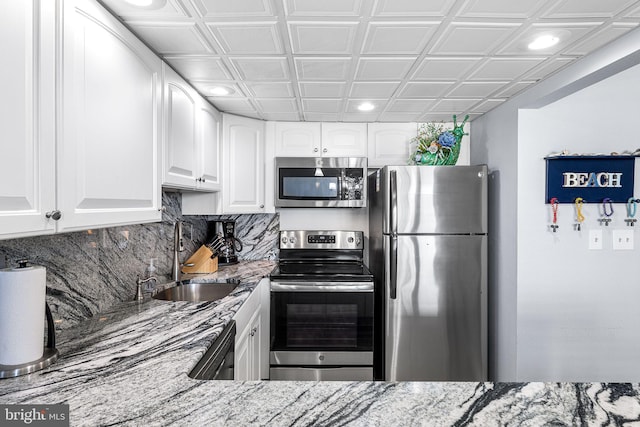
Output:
[{"xmin": 0, "ymin": 192, "xmax": 279, "ymax": 330}]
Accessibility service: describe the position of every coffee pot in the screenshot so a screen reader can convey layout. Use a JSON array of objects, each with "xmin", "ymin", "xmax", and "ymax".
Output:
[{"xmin": 208, "ymin": 221, "xmax": 243, "ymax": 265}]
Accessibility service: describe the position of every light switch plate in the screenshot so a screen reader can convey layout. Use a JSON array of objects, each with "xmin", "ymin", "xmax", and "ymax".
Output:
[
  {"xmin": 589, "ymin": 229, "xmax": 603, "ymax": 250},
  {"xmin": 612, "ymin": 229, "xmax": 634, "ymax": 250}
]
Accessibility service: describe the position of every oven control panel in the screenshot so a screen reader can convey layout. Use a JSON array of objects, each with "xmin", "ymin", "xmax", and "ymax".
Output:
[{"xmin": 280, "ymin": 230, "xmax": 363, "ymax": 249}]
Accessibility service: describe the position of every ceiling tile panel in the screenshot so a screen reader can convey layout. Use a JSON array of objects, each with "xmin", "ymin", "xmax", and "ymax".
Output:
[
  {"xmin": 495, "ymin": 81, "xmax": 536, "ymax": 98},
  {"xmin": 457, "ymin": 0, "xmax": 547, "ymax": 19},
  {"xmin": 244, "ymin": 82, "xmax": 294, "ymax": 97},
  {"xmin": 127, "ymin": 22, "xmax": 213, "ymax": 54},
  {"xmin": 192, "ymin": 0, "xmax": 273, "ymax": 17},
  {"xmin": 412, "ymin": 57, "xmax": 483, "ymax": 80},
  {"xmin": 542, "ymin": 0, "xmax": 638, "ymax": 19},
  {"xmin": 207, "ymin": 23, "xmax": 283, "ymax": 54},
  {"xmin": 430, "ymin": 23, "xmax": 521, "ymax": 55},
  {"xmin": 299, "ymin": 82, "xmax": 347, "ymax": 97},
  {"xmin": 289, "ymin": 22, "xmax": 359, "ymax": 54},
  {"xmin": 387, "ymin": 99, "xmax": 436, "ymax": 112},
  {"xmin": 163, "ymin": 56, "xmax": 232, "ymax": 80},
  {"xmin": 302, "ymin": 99, "xmax": 343, "ymax": 113},
  {"xmin": 349, "ymin": 82, "xmax": 400, "ymax": 98},
  {"xmin": 230, "ymin": 57, "xmax": 290, "ymax": 79},
  {"xmin": 295, "ymin": 58, "xmax": 352, "ymax": 80},
  {"xmin": 523, "ymin": 57, "xmax": 577, "ymax": 81},
  {"xmin": 469, "ymin": 58, "xmax": 545, "ymax": 80},
  {"xmin": 497, "ymin": 23, "xmax": 601, "ymax": 55},
  {"xmin": 361, "ymin": 23, "xmax": 439, "ymax": 54},
  {"xmin": 355, "ymin": 58, "xmax": 417, "ymax": 80},
  {"xmin": 377, "ymin": 112, "xmax": 423, "ymax": 122},
  {"xmin": 447, "ymin": 82, "xmax": 508, "ymax": 98},
  {"xmin": 372, "ymin": 0, "xmax": 456, "ymax": 16},
  {"xmin": 432, "ymin": 98, "xmax": 481, "ymax": 112},
  {"xmin": 255, "ymin": 98, "xmax": 299, "ymax": 112},
  {"xmin": 343, "ymin": 113, "xmax": 380, "ymax": 122},
  {"xmin": 285, "ymin": 0, "xmax": 363, "ymax": 16},
  {"xmin": 262, "ymin": 113, "xmax": 302, "ymax": 121},
  {"xmin": 564, "ymin": 23, "xmax": 639, "ymax": 56},
  {"xmin": 399, "ymin": 82, "xmax": 456, "ymax": 98}
]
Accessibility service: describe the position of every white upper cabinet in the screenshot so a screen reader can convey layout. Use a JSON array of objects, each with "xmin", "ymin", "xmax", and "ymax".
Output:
[
  {"xmin": 163, "ymin": 64, "xmax": 221, "ymax": 192},
  {"xmin": 196, "ymin": 99, "xmax": 222, "ymax": 191},
  {"xmin": 0, "ymin": 0, "xmax": 56, "ymax": 239},
  {"xmin": 163, "ymin": 64, "xmax": 199, "ymax": 189},
  {"xmin": 57, "ymin": 0, "xmax": 162, "ymax": 232},
  {"xmin": 367, "ymin": 123, "xmax": 417, "ymax": 167},
  {"xmin": 321, "ymin": 123, "xmax": 367, "ymax": 157},
  {"xmin": 273, "ymin": 122, "xmax": 321, "ymax": 157},
  {"xmin": 222, "ymin": 114, "xmax": 265, "ymax": 213}
]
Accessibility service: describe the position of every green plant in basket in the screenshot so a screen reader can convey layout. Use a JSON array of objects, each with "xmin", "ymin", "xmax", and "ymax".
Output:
[{"xmin": 410, "ymin": 114, "xmax": 469, "ymax": 166}]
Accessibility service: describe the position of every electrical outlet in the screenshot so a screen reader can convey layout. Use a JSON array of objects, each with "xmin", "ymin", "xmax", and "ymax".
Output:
[
  {"xmin": 612, "ymin": 229, "xmax": 634, "ymax": 250},
  {"xmin": 589, "ymin": 229, "xmax": 603, "ymax": 250}
]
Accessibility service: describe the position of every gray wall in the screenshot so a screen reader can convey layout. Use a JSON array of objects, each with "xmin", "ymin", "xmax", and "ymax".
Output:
[{"xmin": 470, "ymin": 26, "xmax": 640, "ymax": 381}]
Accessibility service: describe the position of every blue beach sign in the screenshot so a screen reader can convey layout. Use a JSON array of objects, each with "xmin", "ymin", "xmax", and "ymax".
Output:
[{"xmin": 545, "ymin": 156, "xmax": 635, "ymax": 203}]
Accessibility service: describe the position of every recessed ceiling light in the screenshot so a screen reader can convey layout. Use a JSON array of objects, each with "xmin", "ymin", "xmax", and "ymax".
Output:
[
  {"xmin": 528, "ymin": 34, "xmax": 560, "ymax": 50},
  {"xmin": 357, "ymin": 102, "xmax": 375, "ymax": 112},
  {"xmin": 208, "ymin": 86, "xmax": 234, "ymax": 96},
  {"xmin": 124, "ymin": 0, "xmax": 154, "ymax": 6}
]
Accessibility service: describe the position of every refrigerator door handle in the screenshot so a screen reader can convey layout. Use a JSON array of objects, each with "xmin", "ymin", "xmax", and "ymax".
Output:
[{"xmin": 389, "ymin": 170, "xmax": 398, "ymax": 299}]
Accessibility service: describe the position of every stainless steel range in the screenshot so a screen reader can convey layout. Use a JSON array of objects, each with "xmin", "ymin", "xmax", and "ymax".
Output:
[{"xmin": 269, "ymin": 230, "xmax": 374, "ymax": 381}]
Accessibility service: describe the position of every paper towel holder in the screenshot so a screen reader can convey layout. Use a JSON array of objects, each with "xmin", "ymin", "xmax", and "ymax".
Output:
[{"xmin": 0, "ymin": 262, "xmax": 59, "ymax": 379}]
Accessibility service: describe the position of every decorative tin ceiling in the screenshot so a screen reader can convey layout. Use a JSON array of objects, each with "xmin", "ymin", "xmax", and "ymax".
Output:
[{"xmin": 100, "ymin": 0, "xmax": 640, "ymax": 122}]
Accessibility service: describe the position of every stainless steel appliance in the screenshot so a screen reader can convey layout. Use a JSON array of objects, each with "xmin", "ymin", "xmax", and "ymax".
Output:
[
  {"xmin": 208, "ymin": 221, "xmax": 243, "ymax": 265},
  {"xmin": 368, "ymin": 165, "xmax": 488, "ymax": 381},
  {"xmin": 188, "ymin": 320, "xmax": 235, "ymax": 380},
  {"xmin": 269, "ymin": 230, "xmax": 374, "ymax": 381},
  {"xmin": 274, "ymin": 157, "xmax": 367, "ymax": 208}
]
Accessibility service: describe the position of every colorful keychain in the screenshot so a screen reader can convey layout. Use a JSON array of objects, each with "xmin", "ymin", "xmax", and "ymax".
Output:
[
  {"xmin": 625, "ymin": 197, "xmax": 638, "ymax": 226},
  {"xmin": 574, "ymin": 197, "xmax": 585, "ymax": 231},
  {"xmin": 549, "ymin": 197, "xmax": 559, "ymax": 232},
  {"xmin": 598, "ymin": 197, "xmax": 613, "ymax": 226}
]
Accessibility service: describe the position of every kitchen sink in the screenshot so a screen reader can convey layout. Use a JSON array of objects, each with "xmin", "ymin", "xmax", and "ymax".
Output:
[{"xmin": 152, "ymin": 279, "xmax": 240, "ymax": 302}]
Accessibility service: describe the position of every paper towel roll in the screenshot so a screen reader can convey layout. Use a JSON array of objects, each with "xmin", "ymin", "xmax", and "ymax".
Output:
[{"xmin": 0, "ymin": 265, "xmax": 46, "ymax": 365}]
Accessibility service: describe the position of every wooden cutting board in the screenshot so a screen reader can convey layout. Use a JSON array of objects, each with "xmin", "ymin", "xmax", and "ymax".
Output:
[{"xmin": 181, "ymin": 245, "xmax": 218, "ymax": 274}]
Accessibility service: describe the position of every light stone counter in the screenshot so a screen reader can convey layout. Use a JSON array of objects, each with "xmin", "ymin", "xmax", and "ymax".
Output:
[{"xmin": 1, "ymin": 260, "xmax": 639, "ymax": 426}]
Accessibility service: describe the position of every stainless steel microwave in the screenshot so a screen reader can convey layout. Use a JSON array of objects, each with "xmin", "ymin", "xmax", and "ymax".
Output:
[{"xmin": 275, "ymin": 157, "xmax": 367, "ymax": 208}]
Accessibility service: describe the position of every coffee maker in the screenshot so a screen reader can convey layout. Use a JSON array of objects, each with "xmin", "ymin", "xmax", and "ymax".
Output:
[{"xmin": 208, "ymin": 221, "xmax": 243, "ymax": 265}]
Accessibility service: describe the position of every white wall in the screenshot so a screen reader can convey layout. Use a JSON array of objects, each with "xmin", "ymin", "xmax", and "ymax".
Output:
[
  {"xmin": 517, "ymin": 64, "xmax": 640, "ymax": 381},
  {"xmin": 471, "ymin": 26, "xmax": 640, "ymax": 381}
]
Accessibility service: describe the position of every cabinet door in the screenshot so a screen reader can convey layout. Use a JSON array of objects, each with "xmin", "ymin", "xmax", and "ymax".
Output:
[
  {"xmin": 58, "ymin": 0, "xmax": 162, "ymax": 232},
  {"xmin": 321, "ymin": 123, "xmax": 367, "ymax": 157},
  {"xmin": 196, "ymin": 100, "xmax": 221, "ymax": 191},
  {"xmin": 222, "ymin": 114, "xmax": 265, "ymax": 213},
  {"xmin": 0, "ymin": 0, "xmax": 56, "ymax": 239},
  {"xmin": 163, "ymin": 64, "xmax": 199, "ymax": 190},
  {"xmin": 248, "ymin": 313, "xmax": 261, "ymax": 380},
  {"xmin": 274, "ymin": 122, "xmax": 321, "ymax": 157},
  {"xmin": 367, "ymin": 123, "xmax": 416, "ymax": 167},
  {"xmin": 235, "ymin": 325, "xmax": 251, "ymax": 381}
]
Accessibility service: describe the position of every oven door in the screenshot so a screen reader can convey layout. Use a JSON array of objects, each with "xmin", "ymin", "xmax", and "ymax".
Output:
[{"xmin": 270, "ymin": 283, "xmax": 373, "ymax": 379}]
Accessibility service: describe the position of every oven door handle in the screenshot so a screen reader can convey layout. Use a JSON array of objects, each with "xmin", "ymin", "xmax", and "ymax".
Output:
[{"xmin": 270, "ymin": 281, "xmax": 373, "ymax": 292}]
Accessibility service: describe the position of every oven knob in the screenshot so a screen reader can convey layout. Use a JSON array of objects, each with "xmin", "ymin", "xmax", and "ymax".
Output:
[
  {"xmin": 281, "ymin": 237, "xmax": 288, "ymax": 244},
  {"xmin": 347, "ymin": 236, "xmax": 354, "ymax": 244},
  {"xmin": 289, "ymin": 236, "xmax": 297, "ymax": 244},
  {"xmin": 318, "ymin": 354, "xmax": 325, "ymax": 361}
]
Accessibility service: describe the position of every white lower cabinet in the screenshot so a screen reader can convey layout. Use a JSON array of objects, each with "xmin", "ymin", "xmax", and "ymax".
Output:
[{"xmin": 233, "ymin": 278, "xmax": 269, "ymax": 381}]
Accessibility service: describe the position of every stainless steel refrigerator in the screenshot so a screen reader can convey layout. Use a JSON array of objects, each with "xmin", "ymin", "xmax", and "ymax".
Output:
[{"xmin": 368, "ymin": 165, "xmax": 488, "ymax": 381}]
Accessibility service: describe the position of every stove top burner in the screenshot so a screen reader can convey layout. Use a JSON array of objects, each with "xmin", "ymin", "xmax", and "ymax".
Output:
[{"xmin": 270, "ymin": 261, "xmax": 373, "ymax": 282}]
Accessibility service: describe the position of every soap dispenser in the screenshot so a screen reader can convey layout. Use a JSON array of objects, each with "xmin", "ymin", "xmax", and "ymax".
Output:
[{"xmin": 145, "ymin": 258, "xmax": 157, "ymax": 279}]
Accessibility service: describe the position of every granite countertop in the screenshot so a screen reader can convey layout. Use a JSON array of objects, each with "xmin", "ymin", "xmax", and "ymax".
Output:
[{"xmin": 2, "ymin": 260, "xmax": 640, "ymax": 426}]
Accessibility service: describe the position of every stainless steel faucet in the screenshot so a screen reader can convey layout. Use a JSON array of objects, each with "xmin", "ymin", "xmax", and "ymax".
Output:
[
  {"xmin": 135, "ymin": 276, "xmax": 158, "ymax": 301},
  {"xmin": 172, "ymin": 221, "xmax": 194, "ymax": 283},
  {"xmin": 172, "ymin": 221, "xmax": 184, "ymax": 283}
]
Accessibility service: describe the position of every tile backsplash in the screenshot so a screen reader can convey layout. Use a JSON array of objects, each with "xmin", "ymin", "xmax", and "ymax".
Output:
[{"xmin": 0, "ymin": 192, "xmax": 279, "ymax": 330}]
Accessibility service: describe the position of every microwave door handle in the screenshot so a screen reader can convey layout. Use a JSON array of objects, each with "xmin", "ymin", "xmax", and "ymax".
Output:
[{"xmin": 389, "ymin": 169, "xmax": 398, "ymax": 300}]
